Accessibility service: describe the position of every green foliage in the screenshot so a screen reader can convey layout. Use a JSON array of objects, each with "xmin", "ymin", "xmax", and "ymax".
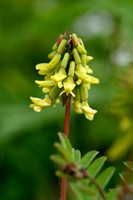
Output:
[{"xmin": 51, "ymin": 133, "xmax": 115, "ymax": 199}]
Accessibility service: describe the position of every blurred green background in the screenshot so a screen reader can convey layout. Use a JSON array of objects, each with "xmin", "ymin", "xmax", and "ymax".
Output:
[{"xmin": 0, "ymin": 0, "xmax": 133, "ymax": 199}]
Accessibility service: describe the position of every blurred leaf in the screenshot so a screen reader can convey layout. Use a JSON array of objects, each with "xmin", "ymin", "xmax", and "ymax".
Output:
[
  {"xmin": 87, "ymin": 156, "xmax": 107, "ymax": 183},
  {"xmin": 50, "ymin": 155, "xmax": 66, "ymax": 165},
  {"xmin": 73, "ymin": 149, "xmax": 81, "ymax": 163},
  {"xmin": 79, "ymin": 151, "xmax": 99, "ymax": 169},
  {"xmin": 54, "ymin": 142, "xmax": 73, "ymax": 161},
  {"xmin": 76, "ymin": 182, "xmax": 95, "ymax": 196},
  {"xmin": 58, "ymin": 132, "xmax": 72, "ymax": 154},
  {"xmin": 92, "ymin": 167, "xmax": 115, "ymax": 190}
]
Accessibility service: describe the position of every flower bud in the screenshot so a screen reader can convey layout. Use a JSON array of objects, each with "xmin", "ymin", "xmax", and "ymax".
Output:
[
  {"xmin": 48, "ymin": 51, "xmax": 56, "ymax": 59},
  {"xmin": 61, "ymin": 52, "xmax": 70, "ymax": 68},
  {"xmin": 81, "ymin": 54, "xmax": 86, "ymax": 67},
  {"xmin": 72, "ymin": 48, "xmax": 81, "ymax": 64},
  {"xmin": 72, "ymin": 33, "xmax": 80, "ymax": 46},
  {"xmin": 77, "ymin": 44, "xmax": 87, "ymax": 55},
  {"xmin": 68, "ymin": 61, "xmax": 75, "ymax": 77},
  {"xmin": 78, "ymin": 38, "xmax": 85, "ymax": 47},
  {"xmin": 52, "ymin": 42, "xmax": 58, "ymax": 50},
  {"xmin": 57, "ymin": 39, "xmax": 66, "ymax": 54},
  {"xmin": 57, "ymin": 34, "xmax": 64, "ymax": 45},
  {"xmin": 49, "ymin": 86, "xmax": 61, "ymax": 100},
  {"xmin": 80, "ymin": 84, "xmax": 88, "ymax": 101},
  {"xmin": 73, "ymin": 87, "xmax": 83, "ymax": 114}
]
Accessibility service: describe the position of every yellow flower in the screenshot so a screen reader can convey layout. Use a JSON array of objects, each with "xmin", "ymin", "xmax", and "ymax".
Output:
[
  {"xmin": 85, "ymin": 75, "xmax": 99, "ymax": 84},
  {"xmin": 51, "ymin": 67, "xmax": 67, "ymax": 88},
  {"xmin": 81, "ymin": 101, "xmax": 97, "ymax": 121},
  {"xmin": 75, "ymin": 64, "xmax": 88, "ymax": 81},
  {"xmin": 36, "ymin": 63, "xmax": 51, "ymax": 75},
  {"xmin": 35, "ymin": 80, "xmax": 55, "ymax": 87},
  {"xmin": 35, "ymin": 79, "xmax": 55, "ymax": 94},
  {"xmin": 30, "ymin": 95, "xmax": 51, "ymax": 112},
  {"xmin": 86, "ymin": 65, "xmax": 93, "ymax": 74},
  {"xmin": 60, "ymin": 76, "xmax": 76, "ymax": 97}
]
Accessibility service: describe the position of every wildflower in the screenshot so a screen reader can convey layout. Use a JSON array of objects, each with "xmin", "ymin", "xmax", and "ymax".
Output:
[
  {"xmin": 30, "ymin": 32, "xmax": 99, "ymax": 120},
  {"xmin": 51, "ymin": 67, "xmax": 67, "ymax": 88},
  {"xmin": 30, "ymin": 95, "xmax": 51, "ymax": 112},
  {"xmin": 60, "ymin": 76, "xmax": 76, "ymax": 97}
]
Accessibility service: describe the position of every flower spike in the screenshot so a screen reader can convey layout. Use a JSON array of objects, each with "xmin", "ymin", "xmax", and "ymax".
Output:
[{"xmin": 30, "ymin": 32, "xmax": 99, "ymax": 121}]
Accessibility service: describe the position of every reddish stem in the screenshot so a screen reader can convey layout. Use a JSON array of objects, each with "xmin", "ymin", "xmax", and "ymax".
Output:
[{"xmin": 60, "ymin": 94, "xmax": 71, "ymax": 200}]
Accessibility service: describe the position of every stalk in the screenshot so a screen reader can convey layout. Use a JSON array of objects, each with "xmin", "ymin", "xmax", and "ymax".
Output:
[{"xmin": 60, "ymin": 94, "xmax": 71, "ymax": 200}]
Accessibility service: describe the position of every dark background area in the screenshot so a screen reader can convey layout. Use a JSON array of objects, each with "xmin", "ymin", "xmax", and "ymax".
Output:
[{"xmin": 0, "ymin": 0, "xmax": 133, "ymax": 199}]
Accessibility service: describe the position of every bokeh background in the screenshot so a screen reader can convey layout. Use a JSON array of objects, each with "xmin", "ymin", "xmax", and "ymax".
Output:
[{"xmin": 0, "ymin": 0, "xmax": 133, "ymax": 199}]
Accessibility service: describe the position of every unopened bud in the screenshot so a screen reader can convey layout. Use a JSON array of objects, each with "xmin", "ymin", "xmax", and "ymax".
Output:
[
  {"xmin": 68, "ymin": 61, "xmax": 75, "ymax": 77},
  {"xmin": 78, "ymin": 38, "xmax": 85, "ymax": 47},
  {"xmin": 48, "ymin": 51, "xmax": 56, "ymax": 59},
  {"xmin": 72, "ymin": 48, "xmax": 81, "ymax": 64},
  {"xmin": 80, "ymin": 84, "xmax": 88, "ymax": 101},
  {"xmin": 72, "ymin": 33, "xmax": 80, "ymax": 46},
  {"xmin": 81, "ymin": 54, "xmax": 86, "ymax": 67},
  {"xmin": 77, "ymin": 44, "xmax": 87, "ymax": 55},
  {"xmin": 57, "ymin": 39, "xmax": 66, "ymax": 54},
  {"xmin": 61, "ymin": 52, "xmax": 70, "ymax": 68},
  {"xmin": 49, "ymin": 86, "xmax": 61, "ymax": 100},
  {"xmin": 47, "ymin": 53, "xmax": 61, "ymax": 69},
  {"xmin": 57, "ymin": 34, "xmax": 64, "ymax": 45},
  {"xmin": 52, "ymin": 42, "xmax": 58, "ymax": 50}
]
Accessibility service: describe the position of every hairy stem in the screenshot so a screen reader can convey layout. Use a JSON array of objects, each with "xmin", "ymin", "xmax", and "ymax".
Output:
[
  {"xmin": 60, "ymin": 94, "xmax": 71, "ymax": 200},
  {"xmin": 86, "ymin": 172, "xmax": 106, "ymax": 200}
]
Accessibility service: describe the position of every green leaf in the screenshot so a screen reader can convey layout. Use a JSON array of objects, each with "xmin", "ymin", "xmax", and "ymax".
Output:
[
  {"xmin": 73, "ymin": 149, "xmax": 81, "ymax": 163},
  {"xmin": 106, "ymin": 189, "xmax": 117, "ymax": 200},
  {"xmin": 54, "ymin": 142, "xmax": 73, "ymax": 161},
  {"xmin": 79, "ymin": 151, "xmax": 99, "ymax": 169},
  {"xmin": 92, "ymin": 167, "xmax": 115, "ymax": 190},
  {"xmin": 87, "ymin": 156, "xmax": 107, "ymax": 183},
  {"xmin": 76, "ymin": 182, "xmax": 95, "ymax": 196},
  {"xmin": 50, "ymin": 155, "xmax": 66, "ymax": 165},
  {"xmin": 58, "ymin": 132, "xmax": 72, "ymax": 154},
  {"xmin": 70, "ymin": 183, "xmax": 91, "ymax": 200}
]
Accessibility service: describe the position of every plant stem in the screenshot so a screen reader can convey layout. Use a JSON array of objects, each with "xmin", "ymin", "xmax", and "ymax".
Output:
[
  {"xmin": 60, "ymin": 94, "xmax": 71, "ymax": 200},
  {"xmin": 86, "ymin": 172, "xmax": 106, "ymax": 200}
]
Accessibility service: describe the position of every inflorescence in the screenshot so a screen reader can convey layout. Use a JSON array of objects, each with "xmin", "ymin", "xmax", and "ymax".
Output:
[{"xmin": 30, "ymin": 32, "xmax": 99, "ymax": 120}]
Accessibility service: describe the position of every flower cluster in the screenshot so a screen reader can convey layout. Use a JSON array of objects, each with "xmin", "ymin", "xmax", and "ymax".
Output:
[{"xmin": 30, "ymin": 32, "xmax": 99, "ymax": 120}]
